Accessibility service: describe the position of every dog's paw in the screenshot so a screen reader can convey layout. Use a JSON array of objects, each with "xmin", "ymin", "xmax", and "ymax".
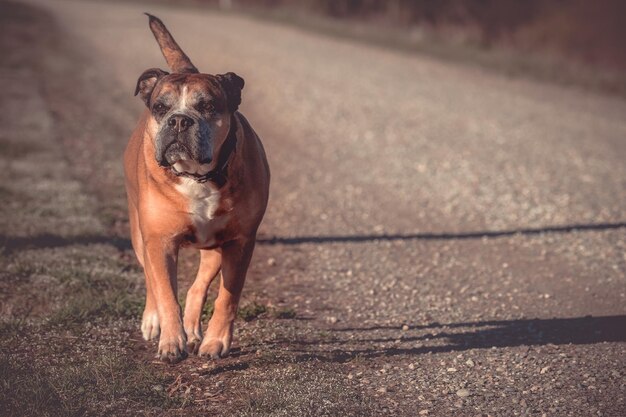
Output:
[
  {"xmin": 141, "ymin": 309, "xmax": 160, "ymax": 341},
  {"xmin": 185, "ymin": 326, "xmax": 203, "ymax": 355},
  {"xmin": 198, "ymin": 338, "xmax": 229, "ymax": 360},
  {"xmin": 199, "ymin": 309, "xmax": 234, "ymax": 359},
  {"xmin": 198, "ymin": 324, "xmax": 232, "ymax": 359},
  {"xmin": 157, "ymin": 330, "xmax": 188, "ymax": 364}
]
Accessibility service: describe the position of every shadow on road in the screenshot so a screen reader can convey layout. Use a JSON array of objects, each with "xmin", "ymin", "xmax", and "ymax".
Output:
[
  {"xmin": 0, "ymin": 233, "xmax": 132, "ymax": 255},
  {"xmin": 287, "ymin": 315, "xmax": 626, "ymax": 362},
  {"xmin": 2, "ymin": 221, "xmax": 624, "ymax": 254},
  {"xmin": 258, "ymin": 221, "xmax": 626, "ymax": 245}
]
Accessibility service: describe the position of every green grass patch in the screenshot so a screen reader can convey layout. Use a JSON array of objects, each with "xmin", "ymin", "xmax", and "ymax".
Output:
[
  {"xmin": 238, "ymin": 302, "xmax": 297, "ymax": 322},
  {"xmin": 18, "ymin": 251, "xmax": 146, "ymax": 328},
  {"xmin": 1, "ymin": 245, "xmax": 145, "ymax": 328},
  {"xmin": 270, "ymin": 307, "xmax": 297, "ymax": 319},
  {"xmin": 0, "ymin": 350, "xmax": 181, "ymax": 417},
  {"xmin": 48, "ymin": 286, "xmax": 143, "ymax": 328},
  {"xmin": 238, "ymin": 302, "xmax": 269, "ymax": 322}
]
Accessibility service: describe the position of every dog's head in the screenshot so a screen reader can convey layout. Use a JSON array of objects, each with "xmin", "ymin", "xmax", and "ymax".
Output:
[
  {"xmin": 134, "ymin": 14, "xmax": 244, "ymax": 177},
  {"xmin": 135, "ymin": 69, "xmax": 243, "ymax": 175}
]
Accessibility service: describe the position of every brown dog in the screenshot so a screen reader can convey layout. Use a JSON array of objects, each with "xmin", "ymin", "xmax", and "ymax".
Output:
[{"xmin": 124, "ymin": 14, "xmax": 270, "ymax": 363}]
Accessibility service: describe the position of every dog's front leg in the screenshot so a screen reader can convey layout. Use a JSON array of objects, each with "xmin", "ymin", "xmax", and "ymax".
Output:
[
  {"xmin": 184, "ymin": 248, "xmax": 222, "ymax": 354},
  {"xmin": 143, "ymin": 238, "xmax": 187, "ymax": 363},
  {"xmin": 199, "ymin": 239, "xmax": 255, "ymax": 359}
]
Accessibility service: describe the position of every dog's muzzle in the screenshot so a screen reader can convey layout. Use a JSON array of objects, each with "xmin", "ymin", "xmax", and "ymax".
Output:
[
  {"xmin": 156, "ymin": 114, "xmax": 213, "ymax": 168},
  {"xmin": 167, "ymin": 114, "xmax": 194, "ymax": 133}
]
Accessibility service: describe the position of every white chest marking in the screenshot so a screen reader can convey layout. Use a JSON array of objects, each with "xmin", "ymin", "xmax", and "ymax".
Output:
[{"xmin": 175, "ymin": 178, "xmax": 229, "ymax": 247}]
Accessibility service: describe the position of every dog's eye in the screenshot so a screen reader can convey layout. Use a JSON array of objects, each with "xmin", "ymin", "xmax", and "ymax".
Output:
[
  {"xmin": 197, "ymin": 101, "xmax": 215, "ymax": 114},
  {"xmin": 153, "ymin": 103, "xmax": 168, "ymax": 113}
]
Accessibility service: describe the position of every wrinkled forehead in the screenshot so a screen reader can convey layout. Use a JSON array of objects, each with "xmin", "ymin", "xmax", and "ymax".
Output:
[{"xmin": 153, "ymin": 73, "xmax": 224, "ymax": 103}]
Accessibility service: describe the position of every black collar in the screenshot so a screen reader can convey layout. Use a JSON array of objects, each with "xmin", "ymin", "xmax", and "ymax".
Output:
[{"xmin": 173, "ymin": 114, "xmax": 238, "ymax": 188}]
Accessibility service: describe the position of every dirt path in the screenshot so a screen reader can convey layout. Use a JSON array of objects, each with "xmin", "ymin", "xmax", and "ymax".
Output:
[{"xmin": 2, "ymin": 0, "xmax": 626, "ymax": 415}]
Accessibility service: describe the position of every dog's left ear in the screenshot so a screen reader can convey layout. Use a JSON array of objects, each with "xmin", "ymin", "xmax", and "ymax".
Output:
[
  {"xmin": 134, "ymin": 68, "xmax": 169, "ymax": 106},
  {"xmin": 216, "ymin": 72, "xmax": 245, "ymax": 113}
]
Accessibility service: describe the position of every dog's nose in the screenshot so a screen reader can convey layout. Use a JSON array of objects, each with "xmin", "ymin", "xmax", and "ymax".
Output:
[{"xmin": 167, "ymin": 114, "xmax": 194, "ymax": 132}]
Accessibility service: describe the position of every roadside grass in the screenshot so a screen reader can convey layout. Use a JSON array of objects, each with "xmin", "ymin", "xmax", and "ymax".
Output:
[
  {"xmin": 270, "ymin": 307, "xmax": 297, "ymax": 320},
  {"xmin": 0, "ymin": 243, "xmax": 144, "ymax": 323},
  {"xmin": 0, "ymin": 188, "xmax": 184, "ymax": 417},
  {"xmin": 239, "ymin": 301, "xmax": 298, "ymax": 321},
  {"xmin": 32, "ymin": 248, "xmax": 144, "ymax": 328},
  {"xmin": 179, "ymin": 297, "xmax": 296, "ymax": 325},
  {"xmin": 0, "ymin": 2, "xmax": 185, "ymax": 416},
  {"xmin": 0, "ymin": 349, "xmax": 179, "ymax": 417},
  {"xmin": 238, "ymin": 301, "xmax": 269, "ymax": 322}
]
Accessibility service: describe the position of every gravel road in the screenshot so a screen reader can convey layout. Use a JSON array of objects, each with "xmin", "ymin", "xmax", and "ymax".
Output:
[{"xmin": 13, "ymin": 0, "xmax": 626, "ymax": 415}]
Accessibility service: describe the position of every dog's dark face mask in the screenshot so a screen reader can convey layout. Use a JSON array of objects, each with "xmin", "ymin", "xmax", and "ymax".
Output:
[{"xmin": 134, "ymin": 69, "xmax": 244, "ymax": 176}]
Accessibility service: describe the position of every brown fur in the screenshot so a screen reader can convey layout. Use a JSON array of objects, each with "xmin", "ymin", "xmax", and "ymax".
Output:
[{"xmin": 146, "ymin": 13, "xmax": 198, "ymax": 74}]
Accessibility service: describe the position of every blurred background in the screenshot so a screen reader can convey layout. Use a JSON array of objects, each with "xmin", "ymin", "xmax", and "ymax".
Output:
[
  {"xmin": 172, "ymin": 0, "xmax": 626, "ymax": 94},
  {"xmin": 1, "ymin": 0, "xmax": 625, "ymax": 415}
]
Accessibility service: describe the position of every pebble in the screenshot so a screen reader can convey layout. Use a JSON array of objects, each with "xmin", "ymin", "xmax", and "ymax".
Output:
[
  {"xmin": 267, "ymin": 257, "xmax": 277, "ymax": 266},
  {"xmin": 402, "ymin": 324, "xmax": 410, "ymax": 331},
  {"xmin": 466, "ymin": 359, "xmax": 475, "ymax": 367},
  {"xmin": 419, "ymin": 410, "xmax": 429, "ymax": 415},
  {"xmin": 456, "ymin": 389, "xmax": 471, "ymax": 398},
  {"xmin": 326, "ymin": 316, "xmax": 338, "ymax": 324}
]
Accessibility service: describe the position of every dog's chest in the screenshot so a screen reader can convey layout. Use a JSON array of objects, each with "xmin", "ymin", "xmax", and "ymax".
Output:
[{"xmin": 175, "ymin": 178, "xmax": 230, "ymax": 247}]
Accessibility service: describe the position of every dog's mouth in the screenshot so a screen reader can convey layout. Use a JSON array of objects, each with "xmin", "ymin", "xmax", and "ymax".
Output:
[
  {"xmin": 170, "ymin": 159, "xmax": 212, "ymax": 176},
  {"xmin": 159, "ymin": 140, "xmax": 213, "ymax": 177}
]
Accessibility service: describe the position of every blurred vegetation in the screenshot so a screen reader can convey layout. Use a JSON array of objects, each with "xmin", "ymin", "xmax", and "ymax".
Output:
[{"xmin": 211, "ymin": 0, "xmax": 626, "ymax": 71}]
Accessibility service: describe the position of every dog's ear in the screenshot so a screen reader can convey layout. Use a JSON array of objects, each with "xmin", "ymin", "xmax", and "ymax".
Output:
[
  {"xmin": 134, "ymin": 68, "xmax": 169, "ymax": 106},
  {"xmin": 216, "ymin": 72, "xmax": 245, "ymax": 113}
]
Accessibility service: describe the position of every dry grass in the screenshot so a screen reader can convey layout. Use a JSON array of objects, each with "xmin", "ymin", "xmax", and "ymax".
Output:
[
  {"xmin": 0, "ymin": 3, "xmax": 184, "ymax": 415},
  {"xmin": 0, "ymin": 344, "xmax": 179, "ymax": 417}
]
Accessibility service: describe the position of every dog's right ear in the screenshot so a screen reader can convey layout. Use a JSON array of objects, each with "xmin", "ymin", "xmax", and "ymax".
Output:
[{"xmin": 134, "ymin": 68, "xmax": 169, "ymax": 106}]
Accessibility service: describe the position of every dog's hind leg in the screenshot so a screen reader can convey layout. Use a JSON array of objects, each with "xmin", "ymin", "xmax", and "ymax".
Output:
[{"xmin": 183, "ymin": 249, "xmax": 222, "ymax": 354}]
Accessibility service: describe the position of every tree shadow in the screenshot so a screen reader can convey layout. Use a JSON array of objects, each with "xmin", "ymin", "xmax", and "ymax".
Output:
[
  {"xmin": 257, "ymin": 221, "xmax": 626, "ymax": 245},
  {"xmin": 285, "ymin": 315, "xmax": 626, "ymax": 363},
  {"xmin": 2, "ymin": 221, "xmax": 624, "ymax": 254},
  {"xmin": 0, "ymin": 233, "xmax": 132, "ymax": 255}
]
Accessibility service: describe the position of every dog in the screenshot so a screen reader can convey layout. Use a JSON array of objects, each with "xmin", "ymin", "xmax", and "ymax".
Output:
[{"xmin": 124, "ymin": 14, "xmax": 270, "ymax": 363}]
